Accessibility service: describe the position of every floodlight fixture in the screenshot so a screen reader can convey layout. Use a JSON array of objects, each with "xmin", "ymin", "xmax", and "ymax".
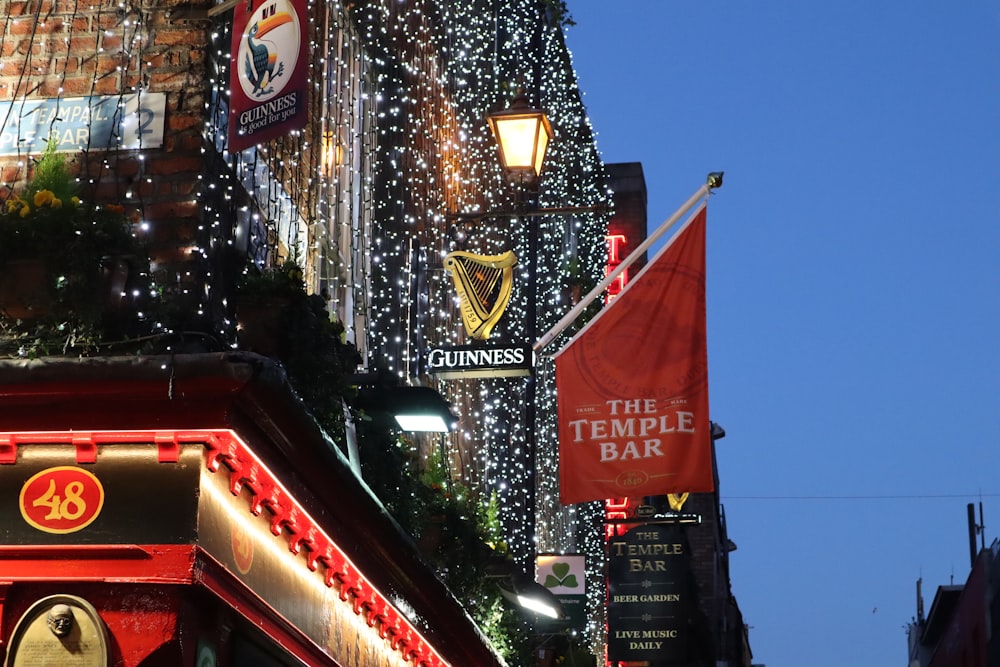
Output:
[
  {"xmin": 486, "ymin": 559, "xmax": 565, "ymax": 621},
  {"xmin": 350, "ymin": 375, "xmax": 458, "ymax": 433}
]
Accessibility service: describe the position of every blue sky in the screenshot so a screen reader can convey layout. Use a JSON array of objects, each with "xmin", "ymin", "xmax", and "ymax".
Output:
[{"xmin": 564, "ymin": 2, "xmax": 1000, "ymax": 666}]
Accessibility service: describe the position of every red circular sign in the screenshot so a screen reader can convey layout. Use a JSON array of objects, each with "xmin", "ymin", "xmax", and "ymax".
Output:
[
  {"xmin": 19, "ymin": 466, "xmax": 105, "ymax": 534},
  {"xmin": 231, "ymin": 521, "xmax": 254, "ymax": 574}
]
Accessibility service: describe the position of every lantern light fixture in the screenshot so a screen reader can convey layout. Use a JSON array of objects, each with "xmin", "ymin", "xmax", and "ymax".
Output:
[
  {"xmin": 487, "ymin": 88, "xmax": 553, "ymax": 179},
  {"xmin": 448, "ymin": 91, "xmax": 608, "ymax": 223}
]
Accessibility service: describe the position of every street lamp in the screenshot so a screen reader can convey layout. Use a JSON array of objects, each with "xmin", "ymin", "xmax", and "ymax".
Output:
[
  {"xmin": 487, "ymin": 89, "xmax": 553, "ymax": 179},
  {"xmin": 483, "ymin": 86, "xmax": 604, "ymax": 666},
  {"xmin": 484, "ymin": 89, "xmax": 551, "ymax": 579}
]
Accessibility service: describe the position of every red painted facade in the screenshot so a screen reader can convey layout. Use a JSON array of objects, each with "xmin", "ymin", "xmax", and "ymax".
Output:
[
  {"xmin": 0, "ymin": 353, "xmax": 502, "ymax": 667},
  {"xmin": 910, "ymin": 545, "xmax": 997, "ymax": 667}
]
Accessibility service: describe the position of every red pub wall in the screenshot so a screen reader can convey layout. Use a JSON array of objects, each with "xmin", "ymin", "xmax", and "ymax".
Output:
[
  {"xmin": 1, "ymin": 582, "xmax": 196, "ymax": 666},
  {"xmin": 0, "ymin": 354, "xmax": 504, "ymax": 667},
  {"xmin": 928, "ymin": 554, "xmax": 988, "ymax": 667}
]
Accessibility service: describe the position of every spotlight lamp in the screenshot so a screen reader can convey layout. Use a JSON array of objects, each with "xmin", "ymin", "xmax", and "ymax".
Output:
[
  {"xmin": 503, "ymin": 575, "xmax": 564, "ymax": 620},
  {"xmin": 384, "ymin": 385, "xmax": 458, "ymax": 433},
  {"xmin": 485, "ymin": 558, "xmax": 565, "ymax": 621},
  {"xmin": 349, "ymin": 375, "xmax": 458, "ymax": 433}
]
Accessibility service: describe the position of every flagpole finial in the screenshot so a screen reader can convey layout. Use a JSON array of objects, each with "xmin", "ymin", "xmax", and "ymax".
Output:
[{"xmin": 707, "ymin": 172, "xmax": 724, "ymax": 189}]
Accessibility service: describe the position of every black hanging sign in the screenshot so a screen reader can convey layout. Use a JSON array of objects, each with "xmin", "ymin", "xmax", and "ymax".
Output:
[
  {"xmin": 607, "ymin": 523, "xmax": 698, "ymax": 664},
  {"xmin": 426, "ymin": 344, "xmax": 533, "ymax": 379}
]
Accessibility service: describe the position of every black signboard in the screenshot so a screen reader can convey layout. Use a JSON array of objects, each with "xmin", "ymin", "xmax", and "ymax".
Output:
[
  {"xmin": 426, "ymin": 344, "xmax": 533, "ymax": 379},
  {"xmin": 2, "ymin": 445, "xmax": 201, "ymax": 545},
  {"xmin": 607, "ymin": 523, "xmax": 698, "ymax": 664}
]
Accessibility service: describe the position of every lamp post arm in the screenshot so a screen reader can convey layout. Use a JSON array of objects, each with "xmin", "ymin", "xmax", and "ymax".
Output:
[
  {"xmin": 533, "ymin": 174, "xmax": 721, "ymax": 353},
  {"xmin": 342, "ymin": 398, "xmax": 362, "ymax": 477},
  {"xmin": 446, "ymin": 204, "xmax": 610, "ymax": 224}
]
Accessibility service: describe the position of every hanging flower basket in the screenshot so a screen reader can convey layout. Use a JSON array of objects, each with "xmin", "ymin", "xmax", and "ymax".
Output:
[{"xmin": 0, "ymin": 143, "xmax": 151, "ymax": 355}]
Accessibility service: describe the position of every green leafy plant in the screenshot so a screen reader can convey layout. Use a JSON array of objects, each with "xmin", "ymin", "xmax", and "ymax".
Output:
[
  {"xmin": 350, "ymin": 425, "xmax": 525, "ymax": 661},
  {"xmin": 562, "ymin": 258, "xmax": 590, "ymax": 288},
  {"xmin": 0, "ymin": 142, "xmax": 152, "ymax": 357},
  {"xmin": 542, "ymin": 0, "xmax": 575, "ymax": 27},
  {"xmin": 236, "ymin": 258, "xmax": 362, "ymax": 441}
]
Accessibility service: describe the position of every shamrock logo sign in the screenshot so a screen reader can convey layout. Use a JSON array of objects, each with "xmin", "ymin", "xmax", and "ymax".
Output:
[{"xmin": 543, "ymin": 561, "xmax": 579, "ymax": 589}]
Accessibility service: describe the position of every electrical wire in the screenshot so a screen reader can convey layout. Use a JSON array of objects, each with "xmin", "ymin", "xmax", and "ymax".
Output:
[{"xmin": 724, "ymin": 493, "xmax": 1000, "ymax": 501}]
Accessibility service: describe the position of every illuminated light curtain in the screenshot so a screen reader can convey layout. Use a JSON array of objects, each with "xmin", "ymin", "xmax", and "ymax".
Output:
[{"xmin": 352, "ymin": 0, "xmax": 612, "ymax": 652}]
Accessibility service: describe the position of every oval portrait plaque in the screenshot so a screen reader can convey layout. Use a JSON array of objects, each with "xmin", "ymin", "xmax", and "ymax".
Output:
[{"xmin": 4, "ymin": 594, "xmax": 109, "ymax": 667}]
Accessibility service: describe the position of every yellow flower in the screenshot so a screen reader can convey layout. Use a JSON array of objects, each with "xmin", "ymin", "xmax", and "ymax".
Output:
[
  {"xmin": 51, "ymin": 197, "xmax": 63, "ymax": 209},
  {"xmin": 33, "ymin": 189, "xmax": 54, "ymax": 207},
  {"xmin": 19, "ymin": 205, "xmax": 30, "ymax": 218},
  {"xmin": 7, "ymin": 197, "xmax": 28, "ymax": 214},
  {"xmin": 70, "ymin": 196, "xmax": 80, "ymax": 207}
]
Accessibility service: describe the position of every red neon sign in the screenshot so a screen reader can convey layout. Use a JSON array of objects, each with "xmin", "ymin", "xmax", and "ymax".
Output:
[
  {"xmin": 605, "ymin": 234, "xmax": 629, "ymax": 302},
  {"xmin": 604, "ymin": 497, "xmax": 630, "ymax": 540}
]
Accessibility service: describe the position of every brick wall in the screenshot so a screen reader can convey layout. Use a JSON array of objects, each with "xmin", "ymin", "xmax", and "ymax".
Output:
[{"xmin": 0, "ymin": 0, "xmax": 212, "ymax": 310}]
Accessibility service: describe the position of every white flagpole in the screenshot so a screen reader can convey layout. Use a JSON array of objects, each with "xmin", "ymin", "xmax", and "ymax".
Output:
[{"xmin": 533, "ymin": 173, "xmax": 722, "ymax": 353}]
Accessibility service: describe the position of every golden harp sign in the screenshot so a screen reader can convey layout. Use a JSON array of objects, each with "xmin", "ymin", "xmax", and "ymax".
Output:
[{"xmin": 443, "ymin": 250, "xmax": 518, "ymax": 340}]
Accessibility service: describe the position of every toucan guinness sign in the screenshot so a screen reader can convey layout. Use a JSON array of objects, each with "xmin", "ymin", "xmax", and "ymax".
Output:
[{"xmin": 228, "ymin": 0, "xmax": 309, "ymax": 150}]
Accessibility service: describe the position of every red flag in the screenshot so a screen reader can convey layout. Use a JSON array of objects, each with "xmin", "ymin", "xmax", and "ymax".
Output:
[{"xmin": 554, "ymin": 205, "xmax": 713, "ymax": 505}]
